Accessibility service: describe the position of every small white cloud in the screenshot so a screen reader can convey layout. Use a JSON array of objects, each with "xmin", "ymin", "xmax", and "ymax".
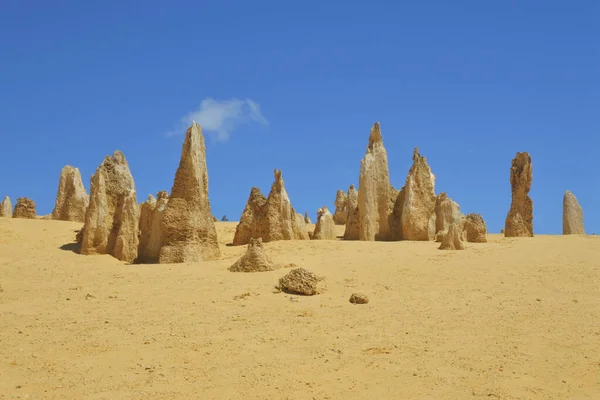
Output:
[{"xmin": 172, "ymin": 98, "xmax": 268, "ymax": 141}]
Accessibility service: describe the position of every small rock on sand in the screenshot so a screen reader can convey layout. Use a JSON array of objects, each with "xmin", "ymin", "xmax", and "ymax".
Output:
[
  {"xmin": 277, "ymin": 268, "xmax": 324, "ymax": 296},
  {"xmin": 349, "ymin": 293, "xmax": 369, "ymax": 304}
]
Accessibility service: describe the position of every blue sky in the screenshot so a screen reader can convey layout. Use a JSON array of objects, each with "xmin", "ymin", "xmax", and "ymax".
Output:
[{"xmin": 1, "ymin": 1, "xmax": 598, "ymax": 234}]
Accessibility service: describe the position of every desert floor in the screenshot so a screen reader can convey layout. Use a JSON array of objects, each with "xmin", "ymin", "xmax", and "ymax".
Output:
[{"xmin": 0, "ymin": 218, "xmax": 599, "ymax": 400}]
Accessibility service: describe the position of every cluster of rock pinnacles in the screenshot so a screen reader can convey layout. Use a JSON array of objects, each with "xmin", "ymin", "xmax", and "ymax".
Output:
[{"xmin": 0, "ymin": 121, "xmax": 587, "ymax": 264}]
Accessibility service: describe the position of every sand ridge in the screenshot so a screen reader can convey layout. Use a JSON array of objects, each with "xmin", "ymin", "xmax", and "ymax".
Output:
[{"xmin": 0, "ymin": 218, "xmax": 599, "ymax": 399}]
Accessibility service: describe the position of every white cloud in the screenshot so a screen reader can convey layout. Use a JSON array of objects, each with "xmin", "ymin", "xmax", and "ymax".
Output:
[{"xmin": 172, "ymin": 98, "xmax": 268, "ymax": 141}]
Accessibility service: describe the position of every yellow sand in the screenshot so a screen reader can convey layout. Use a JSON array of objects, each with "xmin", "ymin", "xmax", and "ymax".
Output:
[{"xmin": 0, "ymin": 217, "xmax": 598, "ymax": 399}]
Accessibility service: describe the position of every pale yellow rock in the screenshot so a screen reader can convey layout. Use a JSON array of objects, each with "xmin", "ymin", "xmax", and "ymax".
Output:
[
  {"xmin": 505, "ymin": 152, "xmax": 533, "ymax": 237},
  {"xmin": 80, "ymin": 150, "xmax": 139, "ymax": 263},
  {"xmin": 112, "ymin": 189, "xmax": 140, "ymax": 263},
  {"xmin": 229, "ymin": 238, "xmax": 277, "ymax": 272},
  {"xmin": 434, "ymin": 193, "xmax": 464, "ymax": 242},
  {"xmin": 0, "ymin": 196, "xmax": 12, "ymax": 217},
  {"xmin": 342, "ymin": 184, "xmax": 360, "ymax": 240},
  {"xmin": 332, "ymin": 190, "xmax": 348, "ymax": 225},
  {"xmin": 138, "ymin": 192, "xmax": 169, "ymax": 263},
  {"xmin": 312, "ymin": 206, "xmax": 336, "ymax": 240},
  {"xmin": 159, "ymin": 123, "xmax": 221, "ymax": 263},
  {"xmin": 358, "ymin": 122, "xmax": 392, "ymax": 241},
  {"xmin": 233, "ymin": 187, "xmax": 267, "ymax": 246},
  {"xmin": 13, "ymin": 197, "xmax": 36, "ymax": 219},
  {"xmin": 277, "ymin": 268, "xmax": 325, "ymax": 296},
  {"xmin": 563, "ymin": 190, "xmax": 584, "ymax": 235},
  {"xmin": 232, "ymin": 169, "xmax": 308, "ymax": 245},
  {"xmin": 439, "ymin": 223, "xmax": 466, "ymax": 250},
  {"xmin": 397, "ymin": 148, "xmax": 437, "ymax": 241},
  {"xmin": 51, "ymin": 165, "xmax": 89, "ymax": 222},
  {"xmin": 464, "ymin": 213, "xmax": 487, "ymax": 243}
]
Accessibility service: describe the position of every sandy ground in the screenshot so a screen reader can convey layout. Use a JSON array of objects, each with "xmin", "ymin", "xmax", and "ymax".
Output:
[{"xmin": 0, "ymin": 218, "xmax": 599, "ymax": 400}]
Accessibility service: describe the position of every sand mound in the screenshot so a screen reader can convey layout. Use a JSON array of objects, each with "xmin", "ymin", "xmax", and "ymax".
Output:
[{"xmin": 229, "ymin": 238, "xmax": 277, "ymax": 273}]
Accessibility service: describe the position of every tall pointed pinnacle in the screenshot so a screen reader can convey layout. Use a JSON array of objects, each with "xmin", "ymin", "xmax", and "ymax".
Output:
[
  {"xmin": 367, "ymin": 122, "xmax": 383, "ymax": 150},
  {"xmin": 413, "ymin": 147, "xmax": 420, "ymax": 161},
  {"xmin": 358, "ymin": 122, "xmax": 392, "ymax": 241},
  {"xmin": 158, "ymin": 121, "xmax": 221, "ymax": 263}
]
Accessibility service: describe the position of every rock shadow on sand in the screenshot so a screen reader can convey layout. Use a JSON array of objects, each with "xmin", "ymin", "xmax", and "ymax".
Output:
[{"xmin": 59, "ymin": 242, "xmax": 81, "ymax": 254}]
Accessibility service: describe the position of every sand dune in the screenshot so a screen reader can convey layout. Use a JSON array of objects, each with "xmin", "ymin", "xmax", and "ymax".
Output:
[{"xmin": 0, "ymin": 218, "xmax": 599, "ymax": 399}]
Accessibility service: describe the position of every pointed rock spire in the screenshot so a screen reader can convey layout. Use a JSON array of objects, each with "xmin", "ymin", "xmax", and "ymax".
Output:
[
  {"xmin": 563, "ymin": 190, "xmax": 584, "ymax": 234},
  {"xmin": 367, "ymin": 122, "xmax": 383, "ymax": 149},
  {"xmin": 52, "ymin": 165, "xmax": 89, "ymax": 222},
  {"xmin": 0, "ymin": 196, "xmax": 12, "ymax": 217},
  {"xmin": 332, "ymin": 189, "xmax": 348, "ymax": 225},
  {"xmin": 233, "ymin": 187, "xmax": 267, "ymax": 246},
  {"xmin": 504, "ymin": 152, "xmax": 533, "ymax": 237},
  {"xmin": 312, "ymin": 206, "xmax": 336, "ymax": 240},
  {"xmin": 232, "ymin": 170, "xmax": 308, "ymax": 245},
  {"xmin": 159, "ymin": 123, "xmax": 221, "ymax": 263},
  {"xmin": 357, "ymin": 122, "xmax": 392, "ymax": 241},
  {"xmin": 396, "ymin": 148, "xmax": 437, "ymax": 241},
  {"xmin": 80, "ymin": 151, "xmax": 139, "ymax": 262}
]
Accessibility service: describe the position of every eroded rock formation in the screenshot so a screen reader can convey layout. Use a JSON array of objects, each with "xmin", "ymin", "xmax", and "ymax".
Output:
[
  {"xmin": 358, "ymin": 122, "xmax": 392, "ymax": 241},
  {"xmin": 13, "ymin": 197, "xmax": 36, "ymax": 219},
  {"xmin": 393, "ymin": 148, "xmax": 437, "ymax": 241},
  {"xmin": 563, "ymin": 190, "xmax": 584, "ymax": 235},
  {"xmin": 138, "ymin": 191, "xmax": 169, "ymax": 263},
  {"xmin": 433, "ymin": 193, "xmax": 464, "ymax": 242},
  {"xmin": 80, "ymin": 151, "xmax": 139, "ymax": 263},
  {"xmin": 312, "ymin": 206, "xmax": 336, "ymax": 240},
  {"xmin": 277, "ymin": 268, "xmax": 325, "ymax": 296},
  {"xmin": 464, "ymin": 213, "xmax": 487, "ymax": 243},
  {"xmin": 112, "ymin": 190, "xmax": 140, "ymax": 263},
  {"xmin": 51, "ymin": 165, "xmax": 89, "ymax": 222},
  {"xmin": 159, "ymin": 122, "xmax": 221, "ymax": 263},
  {"xmin": 438, "ymin": 223, "xmax": 466, "ymax": 250},
  {"xmin": 504, "ymin": 152, "xmax": 533, "ymax": 237},
  {"xmin": 233, "ymin": 188, "xmax": 267, "ymax": 246},
  {"xmin": 332, "ymin": 190, "xmax": 348, "ymax": 225},
  {"xmin": 0, "ymin": 196, "xmax": 12, "ymax": 217},
  {"xmin": 232, "ymin": 169, "xmax": 308, "ymax": 245},
  {"xmin": 343, "ymin": 206, "xmax": 360, "ymax": 240}
]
